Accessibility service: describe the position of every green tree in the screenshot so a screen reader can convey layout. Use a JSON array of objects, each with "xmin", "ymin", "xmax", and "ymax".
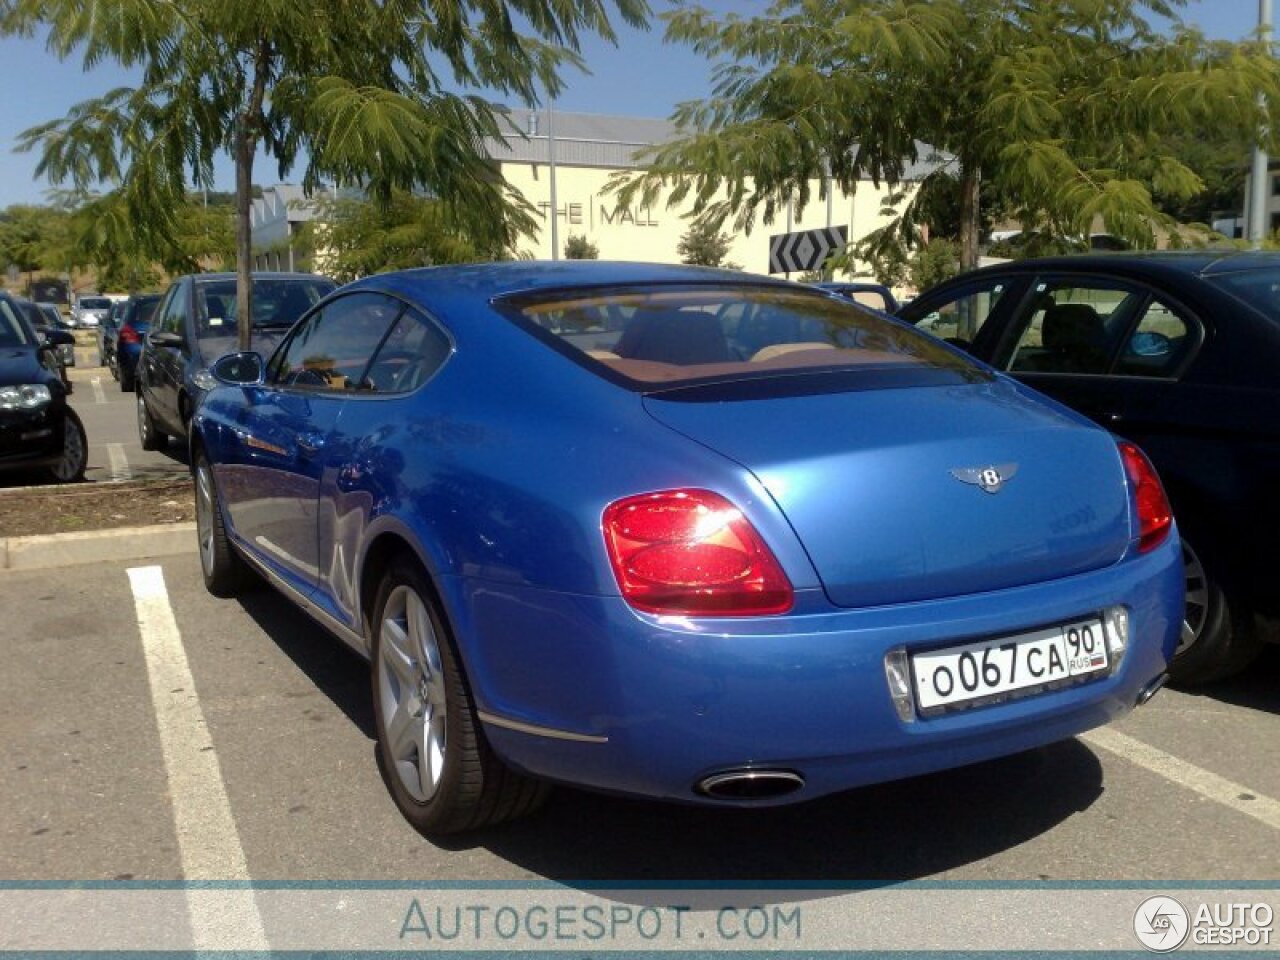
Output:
[
  {"xmin": 4, "ymin": 0, "xmax": 647, "ymax": 348},
  {"xmin": 0, "ymin": 204, "xmax": 73, "ymax": 285},
  {"xmin": 564, "ymin": 234, "xmax": 599, "ymax": 259},
  {"xmin": 314, "ymin": 189, "xmax": 511, "ymax": 283},
  {"xmin": 615, "ymin": 0, "xmax": 1280, "ymax": 272},
  {"xmin": 907, "ymin": 238, "xmax": 960, "ymax": 292},
  {"xmin": 676, "ymin": 218, "xmax": 737, "ymax": 267}
]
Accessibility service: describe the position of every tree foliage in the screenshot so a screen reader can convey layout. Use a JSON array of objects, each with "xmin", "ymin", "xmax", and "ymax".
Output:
[
  {"xmin": 313, "ymin": 189, "xmax": 511, "ymax": 283},
  {"xmin": 0, "ymin": 203, "xmax": 72, "ymax": 277},
  {"xmin": 564, "ymin": 233, "xmax": 599, "ymax": 259},
  {"xmin": 676, "ymin": 218, "xmax": 739, "ymax": 267},
  {"xmin": 613, "ymin": 0, "xmax": 1280, "ymax": 272},
  {"xmin": 2, "ymin": 0, "xmax": 648, "ymax": 345}
]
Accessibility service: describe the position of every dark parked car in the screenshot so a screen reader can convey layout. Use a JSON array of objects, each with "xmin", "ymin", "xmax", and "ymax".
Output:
[
  {"xmin": 0, "ymin": 292, "xmax": 86, "ymax": 482},
  {"xmin": 192, "ymin": 262, "xmax": 1179, "ymax": 834},
  {"xmin": 98, "ymin": 299, "xmax": 129, "ymax": 368},
  {"xmin": 136, "ymin": 272, "xmax": 335, "ymax": 449},
  {"xmin": 898, "ymin": 251, "xmax": 1280, "ymax": 684},
  {"xmin": 14, "ymin": 297, "xmax": 72, "ymax": 389},
  {"xmin": 108, "ymin": 294, "xmax": 162, "ymax": 392}
]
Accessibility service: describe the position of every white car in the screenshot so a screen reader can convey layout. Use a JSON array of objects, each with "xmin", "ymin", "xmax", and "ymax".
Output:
[{"xmin": 72, "ymin": 295, "xmax": 112, "ymax": 328}]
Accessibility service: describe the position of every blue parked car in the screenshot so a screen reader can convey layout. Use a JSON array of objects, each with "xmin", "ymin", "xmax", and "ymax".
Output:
[
  {"xmin": 192, "ymin": 262, "xmax": 1183, "ymax": 835},
  {"xmin": 107, "ymin": 293, "xmax": 162, "ymax": 392}
]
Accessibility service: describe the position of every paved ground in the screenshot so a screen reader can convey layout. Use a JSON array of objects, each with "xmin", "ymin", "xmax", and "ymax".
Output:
[
  {"xmin": 1, "ymin": 550, "xmax": 1278, "ymax": 883},
  {"xmin": 0, "ymin": 345, "xmax": 189, "ymax": 489}
]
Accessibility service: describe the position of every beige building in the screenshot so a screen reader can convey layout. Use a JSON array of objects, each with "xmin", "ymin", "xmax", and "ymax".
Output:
[{"xmin": 250, "ymin": 109, "xmax": 943, "ymax": 278}]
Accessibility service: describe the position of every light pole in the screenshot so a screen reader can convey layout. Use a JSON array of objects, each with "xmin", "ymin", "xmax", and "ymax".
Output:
[
  {"xmin": 547, "ymin": 99, "xmax": 559, "ymax": 260},
  {"xmin": 1248, "ymin": 0, "xmax": 1273, "ymax": 247}
]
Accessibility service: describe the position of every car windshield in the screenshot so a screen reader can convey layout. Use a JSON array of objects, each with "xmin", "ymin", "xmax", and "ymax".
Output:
[
  {"xmin": 499, "ymin": 284, "xmax": 986, "ymax": 390},
  {"xmin": 80, "ymin": 297, "xmax": 111, "ymax": 310},
  {"xmin": 1207, "ymin": 269, "xmax": 1280, "ymax": 322},
  {"xmin": 0, "ymin": 300, "xmax": 33, "ymax": 346},
  {"xmin": 193, "ymin": 277, "xmax": 335, "ymax": 336}
]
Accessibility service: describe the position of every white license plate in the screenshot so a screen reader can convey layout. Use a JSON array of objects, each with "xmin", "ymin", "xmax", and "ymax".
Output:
[{"xmin": 912, "ymin": 617, "xmax": 1109, "ymax": 711}]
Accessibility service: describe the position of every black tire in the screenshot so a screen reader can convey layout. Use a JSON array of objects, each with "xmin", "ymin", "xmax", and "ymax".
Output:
[
  {"xmin": 370, "ymin": 559, "xmax": 549, "ymax": 835},
  {"xmin": 119, "ymin": 367, "xmax": 135, "ymax": 392},
  {"xmin": 46, "ymin": 408, "xmax": 87, "ymax": 483},
  {"xmin": 136, "ymin": 386, "xmax": 166, "ymax": 451},
  {"xmin": 193, "ymin": 454, "xmax": 250, "ymax": 597},
  {"xmin": 1167, "ymin": 537, "xmax": 1265, "ymax": 686}
]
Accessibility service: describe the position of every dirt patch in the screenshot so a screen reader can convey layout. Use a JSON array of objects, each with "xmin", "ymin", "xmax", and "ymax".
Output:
[{"xmin": 0, "ymin": 477, "xmax": 194, "ymax": 538}]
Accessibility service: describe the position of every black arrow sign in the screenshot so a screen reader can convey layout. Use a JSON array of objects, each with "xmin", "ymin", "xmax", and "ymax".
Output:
[{"xmin": 768, "ymin": 226, "xmax": 849, "ymax": 274}]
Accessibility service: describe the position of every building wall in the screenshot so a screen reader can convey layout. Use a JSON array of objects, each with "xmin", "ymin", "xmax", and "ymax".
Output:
[{"xmin": 499, "ymin": 162, "xmax": 915, "ymax": 277}]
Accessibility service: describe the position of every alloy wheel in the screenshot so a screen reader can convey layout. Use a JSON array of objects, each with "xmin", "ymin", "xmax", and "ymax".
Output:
[
  {"xmin": 49, "ymin": 418, "xmax": 85, "ymax": 482},
  {"xmin": 195, "ymin": 463, "xmax": 215, "ymax": 577},
  {"xmin": 378, "ymin": 585, "xmax": 448, "ymax": 803},
  {"xmin": 1179, "ymin": 541, "xmax": 1210, "ymax": 656}
]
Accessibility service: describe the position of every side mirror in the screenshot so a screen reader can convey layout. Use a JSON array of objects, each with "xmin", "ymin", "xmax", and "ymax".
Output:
[
  {"xmin": 210, "ymin": 351, "xmax": 265, "ymax": 386},
  {"xmin": 148, "ymin": 330, "xmax": 184, "ymax": 349},
  {"xmin": 44, "ymin": 328, "xmax": 75, "ymax": 347}
]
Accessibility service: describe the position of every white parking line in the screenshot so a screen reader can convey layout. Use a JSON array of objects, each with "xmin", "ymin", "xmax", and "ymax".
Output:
[
  {"xmin": 1082, "ymin": 727, "xmax": 1280, "ymax": 831},
  {"xmin": 106, "ymin": 443, "xmax": 132, "ymax": 482},
  {"xmin": 91, "ymin": 377, "xmax": 106, "ymax": 405},
  {"xmin": 127, "ymin": 566, "xmax": 268, "ymax": 949}
]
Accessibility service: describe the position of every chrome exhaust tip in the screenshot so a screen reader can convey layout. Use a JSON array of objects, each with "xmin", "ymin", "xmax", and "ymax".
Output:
[
  {"xmin": 1137, "ymin": 673, "xmax": 1167, "ymax": 706},
  {"xmin": 696, "ymin": 769, "xmax": 805, "ymax": 800}
]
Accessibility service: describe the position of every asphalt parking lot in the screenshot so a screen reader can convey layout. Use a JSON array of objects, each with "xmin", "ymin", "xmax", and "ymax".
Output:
[{"xmin": 2, "ymin": 548, "xmax": 1278, "ymax": 884}]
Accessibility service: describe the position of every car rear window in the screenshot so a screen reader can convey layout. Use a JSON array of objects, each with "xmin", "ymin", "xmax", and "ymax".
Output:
[
  {"xmin": 130, "ymin": 297, "xmax": 161, "ymax": 325},
  {"xmin": 498, "ymin": 285, "xmax": 987, "ymax": 390},
  {"xmin": 193, "ymin": 277, "xmax": 336, "ymax": 336},
  {"xmin": 79, "ymin": 297, "xmax": 111, "ymax": 310}
]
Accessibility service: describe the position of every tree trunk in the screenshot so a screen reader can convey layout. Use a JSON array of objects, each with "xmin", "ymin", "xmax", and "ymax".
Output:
[
  {"xmin": 234, "ymin": 130, "xmax": 254, "ymax": 351},
  {"xmin": 234, "ymin": 39, "xmax": 272, "ymax": 353},
  {"xmin": 959, "ymin": 164, "xmax": 981, "ymax": 273}
]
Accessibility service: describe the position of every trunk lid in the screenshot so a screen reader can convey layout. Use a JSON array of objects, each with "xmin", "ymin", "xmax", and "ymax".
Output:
[{"xmin": 644, "ymin": 378, "xmax": 1132, "ymax": 608}]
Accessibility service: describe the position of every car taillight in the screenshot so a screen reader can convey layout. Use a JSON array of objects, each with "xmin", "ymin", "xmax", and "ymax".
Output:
[
  {"xmin": 118, "ymin": 324, "xmax": 140, "ymax": 345},
  {"xmin": 1118, "ymin": 442, "xmax": 1172, "ymax": 553},
  {"xmin": 602, "ymin": 489, "xmax": 793, "ymax": 616}
]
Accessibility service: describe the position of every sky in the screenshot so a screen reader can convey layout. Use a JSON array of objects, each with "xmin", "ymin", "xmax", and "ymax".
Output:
[{"xmin": 0, "ymin": 0, "xmax": 1263, "ymax": 207}]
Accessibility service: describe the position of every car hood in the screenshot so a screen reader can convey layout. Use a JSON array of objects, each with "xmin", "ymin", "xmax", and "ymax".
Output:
[
  {"xmin": 0, "ymin": 347, "xmax": 52, "ymax": 387},
  {"xmin": 643, "ymin": 377, "xmax": 1133, "ymax": 608}
]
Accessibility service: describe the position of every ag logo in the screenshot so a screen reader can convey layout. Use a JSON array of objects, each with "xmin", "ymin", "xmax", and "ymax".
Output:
[
  {"xmin": 1134, "ymin": 895, "xmax": 1190, "ymax": 952},
  {"xmin": 950, "ymin": 463, "xmax": 1019, "ymax": 494}
]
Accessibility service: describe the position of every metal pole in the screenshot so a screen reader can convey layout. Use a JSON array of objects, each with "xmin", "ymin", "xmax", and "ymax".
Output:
[
  {"xmin": 548, "ymin": 100, "xmax": 560, "ymax": 260},
  {"xmin": 1249, "ymin": 0, "xmax": 1273, "ymax": 247}
]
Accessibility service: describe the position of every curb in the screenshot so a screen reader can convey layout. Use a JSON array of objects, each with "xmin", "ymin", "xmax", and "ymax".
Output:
[{"xmin": 0, "ymin": 522, "xmax": 197, "ymax": 572}]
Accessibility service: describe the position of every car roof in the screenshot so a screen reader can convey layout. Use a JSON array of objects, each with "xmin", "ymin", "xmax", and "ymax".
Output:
[
  {"xmin": 351, "ymin": 260, "xmax": 799, "ymax": 305},
  {"xmin": 184, "ymin": 272, "xmax": 333, "ymax": 284},
  {"xmin": 957, "ymin": 250, "xmax": 1280, "ymax": 282}
]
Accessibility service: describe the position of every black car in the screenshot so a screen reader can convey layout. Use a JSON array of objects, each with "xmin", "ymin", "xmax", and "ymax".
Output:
[
  {"xmin": 0, "ymin": 292, "xmax": 86, "ymax": 482},
  {"xmin": 14, "ymin": 297, "xmax": 72, "ymax": 390},
  {"xmin": 136, "ymin": 272, "xmax": 335, "ymax": 449},
  {"xmin": 898, "ymin": 251, "xmax": 1280, "ymax": 684},
  {"xmin": 99, "ymin": 299, "xmax": 129, "ymax": 368}
]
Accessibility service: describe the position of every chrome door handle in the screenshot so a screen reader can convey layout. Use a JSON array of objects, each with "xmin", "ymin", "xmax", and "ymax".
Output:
[{"xmin": 296, "ymin": 432, "xmax": 326, "ymax": 455}]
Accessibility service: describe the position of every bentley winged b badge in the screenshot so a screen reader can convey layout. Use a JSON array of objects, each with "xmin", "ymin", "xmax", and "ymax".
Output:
[{"xmin": 950, "ymin": 463, "xmax": 1019, "ymax": 494}]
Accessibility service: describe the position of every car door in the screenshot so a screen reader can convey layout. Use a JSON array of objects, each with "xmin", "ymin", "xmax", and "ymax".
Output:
[
  {"xmin": 146, "ymin": 281, "xmax": 190, "ymax": 433},
  {"xmin": 901, "ymin": 273, "xmax": 1032, "ymax": 354},
  {"xmin": 217, "ymin": 292, "xmax": 404, "ymax": 594},
  {"xmin": 985, "ymin": 274, "xmax": 1205, "ymax": 440}
]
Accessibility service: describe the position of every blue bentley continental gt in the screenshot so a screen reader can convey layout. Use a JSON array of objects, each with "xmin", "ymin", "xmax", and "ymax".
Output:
[{"xmin": 191, "ymin": 262, "xmax": 1184, "ymax": 835}]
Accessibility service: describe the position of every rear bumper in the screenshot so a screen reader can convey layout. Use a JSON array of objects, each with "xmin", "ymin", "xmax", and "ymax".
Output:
[{"xmin": 446, "ymin": 533, "xmax": 1183, "ymax": 805}]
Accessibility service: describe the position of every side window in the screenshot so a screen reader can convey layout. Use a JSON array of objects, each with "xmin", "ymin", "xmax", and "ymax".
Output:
[
  {"xmin": 1005, "ymin": 281, "xmax": 1142, "ymax": 375},
  {"xmin": 362, "ymin": 307, "xmax": 452, "ymax": 393},
  {"xmin": 915, "ymin": 281, "xmax": 1009, "ymax": 345},
  {"xmin": 269, "ymin": 293, "xmax": 401, "ymax": 392},
  {"xmin": 1115, "ymin": 298, "xmax": 1193, "ymax": 378},
  {"xmin": 159, "ymin": 285, "xmax": 186, "ymax": 336}
]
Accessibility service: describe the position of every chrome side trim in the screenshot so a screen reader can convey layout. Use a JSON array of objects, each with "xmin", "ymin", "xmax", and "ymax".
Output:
[
  {"xmin": 238, "ymin": 547, "xmax": 370, "ymax": 660},
  {"xmin": 477, "ymin": 710, "xmax": 608, "ymax": 744}
]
